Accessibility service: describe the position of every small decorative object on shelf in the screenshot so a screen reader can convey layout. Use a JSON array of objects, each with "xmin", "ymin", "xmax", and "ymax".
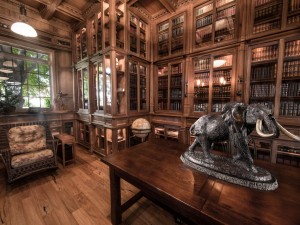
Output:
[
  {"xmin": 131, "ymin": 118, "xmax": 151, "ymax": 138},
  {"xmin": 181, "ymin": 102, "xmax": 300, "ymax": 191}
]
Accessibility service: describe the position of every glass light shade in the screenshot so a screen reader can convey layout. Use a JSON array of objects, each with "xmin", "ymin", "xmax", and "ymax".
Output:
[
  {"xmin": 213, "ymin": 59, "xmax": 226, "ymax": 68},
  {"xmin": 0, "ymin": 77, "xmax": 9, "ymax": 81},
  {"xmin": 3, "ymin": 61, "xmax": 17, "ymax": 67},
  {"xmin": 0, "ymin": 68, "xmax": 13, "ymax": 73},
  {"xmin": 11, "ymin": 22, "xmax": 37, "ymax": 37}
]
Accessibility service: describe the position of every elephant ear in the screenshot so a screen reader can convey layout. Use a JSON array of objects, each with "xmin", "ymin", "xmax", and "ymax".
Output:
[{"xmin": 222, "ymin": 102, "xmax": 246, "ymax": 125}]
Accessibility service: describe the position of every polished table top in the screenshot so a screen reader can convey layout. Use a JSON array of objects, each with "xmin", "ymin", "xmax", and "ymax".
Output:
[{"xmin": 102, "ymin": 138, "xmax": 300, "ymax": 225}]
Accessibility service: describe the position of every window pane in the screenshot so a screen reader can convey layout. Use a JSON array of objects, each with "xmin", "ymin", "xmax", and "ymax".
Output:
[
  {"xmin": 23, "ymin": 98, "xmax": 29, "ymax": 108},
  {"xmin": 27, "ymin": 73, "xmax": 39, "ymax": 85},
  {"xmin": 0, "ymin": 44, "xmax": 12, "ymax": 53},
  {"xmin": 26, "ymin": 61, "xmax": 38, "ymax": 73},
  {"xmin": 28, "ymin": 85, "xmax": 40, "ymax": 97},
  {"xmin": 29, "ymin": 98, "xmax": 40, "ymax": 107},
  {"xmin": 41, "ymin": 98, "xmax": 51, "ymax": 108},
  {"xmin": 26, "ymin": 50, "xmax": 37, "ymax": 58},
  {"xmin": 39, "ymin": 74, "xmax": 50, "ymax": 85},
  {"xmin": 38, "ymin": 53, "xmax": 49, "ymax": 61},
  {"xmin": 39, "ymin": 64, "xmax": 49, "ymax": 74},
  {"xmin": 22, "ymin": 85, "xmax": 29, "ymax": 96},
  {"xmin": 12, "ymin": 47, "xmax": 25, "ymax": 55},
  {"xmin": 39, "ymin": 86, "xmax": 50, "ymax": 97}
]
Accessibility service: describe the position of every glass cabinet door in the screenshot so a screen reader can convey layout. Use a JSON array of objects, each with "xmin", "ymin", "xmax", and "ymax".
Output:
[
  {"xmin": 77, "ymin": 67, "xmax": 89, "ymax": 110},
  {"xmin": 157, "ymin": 64, "xmax": 169, "ymax": 110},
  {"xmin": 103, "ymin": 0, "xmax": 110, "ymax": 48},
  {"xmin": 104, "ymin": 54, "xmax": 111, "ymax": 114},
  {"xmin": 129, "ymin": 61, "xmax": 138, "ymax": 111},
  {"xmin": 115, "ymin": 0, "xmax": 125, "ymax": 49},
  {"xmin": 116, "ymin": 53, "xmax": 125, "ymax": 114},
  {"xmin": 193, "ymin": 56, "xmax": 210, "ymax": 112},
  {"xmin": 140, "ymin": 64, "xmax": 147, "ymax": 111},
  {"xmin": 93, "ymin": 62, "xmax": 104, "ymax": 112}
]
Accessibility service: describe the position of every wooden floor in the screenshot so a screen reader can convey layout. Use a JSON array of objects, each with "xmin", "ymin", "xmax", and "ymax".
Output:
[{"xmin": 0, "ymin": 145, "xmax": 184, "ymax": 225}]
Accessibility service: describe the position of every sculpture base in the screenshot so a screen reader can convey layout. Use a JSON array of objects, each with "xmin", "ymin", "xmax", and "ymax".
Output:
[{"xmin": 181, "ymin": 150, "xmax": 278, "ymax": 191}]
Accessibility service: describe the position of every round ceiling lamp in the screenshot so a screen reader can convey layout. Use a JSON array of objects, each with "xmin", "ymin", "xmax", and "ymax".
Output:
[
  {"xmin": 11, "ymin": 5, "xmax": 37, "ymax": 38},
  {"xmin": 3, "ymin": 61, "xmax": 17, "ymax": 67},
  {"xmin": 0, "ymin": 77, "xmax": 9, "ymax": 81},
  {"xmin": 0, "ymin": 68, "xmax": 13, "ymax": 73}
]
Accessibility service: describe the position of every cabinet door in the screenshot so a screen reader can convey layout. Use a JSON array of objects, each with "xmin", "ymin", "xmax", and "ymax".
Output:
[
  {"xmin": 280, "ymin": 38, "xmax": 300, "ymax": 117},
  {"xmin": 104, "ymin": 54, "xmax": 112, "ymax": 114},
  {"xmin": 195, "ymin": 2, "xmax": 213, "ymax": 48},
  {"xmin": 212, "ymin": 54, "xmax": 233, "ymax": 112},
  {"xmin": 170, "ymin": 63, "xmax": 183, "ymax": 111},
  {"xmin": 249, "ymin": 43, "xmax": 279, "ymax": 112},
  {"xmin": 93, "ymin": 61, "xmax": 104, "ymax": 112},
  {"xmin": 129, "ymin": 61, "xmax": 138, "ymax": 111},
  {"xmin": 139, "ymin": 64, "xmax": 147, "ymax": 111},
  {"xmin": 193, "ymin": 56, "xmax": 210, "ymax": 112},
  {"xmin": 157, "ymin": 64, "xmax": 169, "ymax": 110},
  {"xmin": 252, "ymin": 0, "xmax": 283, "ymax": 35},
  {"xmin": 158, "ymin": 21, "xmax": 170, "ymax": 58},
  {"xmin": 77, "ymin": 67, "xmax": 89, "ymax": 110},
  {"xmin": 116, "ymin": 54, "xmax": 125, "ymax": 115}
]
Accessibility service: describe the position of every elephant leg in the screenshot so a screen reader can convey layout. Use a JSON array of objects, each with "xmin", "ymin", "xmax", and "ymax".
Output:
[
  {"xmin": 188, "ymin": 139, "xmax": 198, "ymax": 152},
  {"xmin": 198, "ymin": 136, "xmax": 213, "ymax": 163}
]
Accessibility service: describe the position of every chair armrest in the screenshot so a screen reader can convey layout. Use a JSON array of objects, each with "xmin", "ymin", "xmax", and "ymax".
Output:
[{"xmin": 0, "ymin": 148, "xmax": 12, "ymax": 167}]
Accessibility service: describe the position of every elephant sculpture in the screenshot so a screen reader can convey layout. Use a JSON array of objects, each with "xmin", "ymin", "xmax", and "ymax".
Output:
[{"xmin": 188, "ymin": 102, "xmax": 300, "ymax": 172}]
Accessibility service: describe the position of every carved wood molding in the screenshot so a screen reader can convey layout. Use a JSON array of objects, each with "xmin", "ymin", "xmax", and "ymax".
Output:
[
  {"xmin": 40, "ymin": 0, "xmax": 64, "ymax": 20},
  {"xmin": 158, "ymin": 0, "xmax": 176, "ymax": 12},
  {"xmin": 56, "ymin": 2, "xmax": 84, "ymax": 21}
]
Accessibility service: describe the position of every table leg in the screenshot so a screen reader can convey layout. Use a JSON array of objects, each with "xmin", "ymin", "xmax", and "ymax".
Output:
[
  {"xmin": 110, "ymin": 167, "xmax": 121, "ymax": 225},
  {"xmin": 62, "ymin": 142, "xmax": 65, "ymax": 167}
]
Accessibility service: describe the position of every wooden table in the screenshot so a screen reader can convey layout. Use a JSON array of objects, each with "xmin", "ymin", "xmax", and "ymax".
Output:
[
  {"xmin": 101, "ymin": 138, "xmax": 300, "ymax": 225},
  {"xmin": 54, "ymin": 133, "xmax": 76, "ymax": 167}
]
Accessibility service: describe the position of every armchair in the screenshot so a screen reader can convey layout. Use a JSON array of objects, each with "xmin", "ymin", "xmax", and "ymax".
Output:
[{"xmin": 0, "ymin": 121, "xmax": 58, "ymax": 183}]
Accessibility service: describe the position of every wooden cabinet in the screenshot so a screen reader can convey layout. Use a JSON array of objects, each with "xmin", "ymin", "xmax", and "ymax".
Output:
[
  {"xmin": 129, "ymin": 13, "xmax": 148, "ymax": 58},
  {"xmin": 246, "ymin": 35, "xmax": 300, "ymax": 118},
  {"xmin": 77, "ymin": 120, "xmax": 90, "ymax": 147},
  {"xmin": 157, "ymin": 13, "xmax": 185, "ymax": 58},
  {"xmin": 249, "ymin": 0, "xmax": 300, "ymax": 37},
  {"xmin": 129, "ymin": 60, "xmax": 148, "ymax": 112},
  {"xmin": 193, "ymin": 51, "xmax": 235, "ymax": 113},
  {"xmin": 194, "ymin": 0, "xmax": 237, "ymax": 49},
  {"xmin": 154, "ymin": 125, "xmax": 179, "ymax": 142},
  {"xmin": 156, "ymin": 61, "xmax": 184, "ymax": 111},
  {"xmin": 75, "ymin": 64, "xmax": 89, "ymax": 111},
  {"xmin": 75, "ymin": 27, "xmax": 88, "ymax": 62}
]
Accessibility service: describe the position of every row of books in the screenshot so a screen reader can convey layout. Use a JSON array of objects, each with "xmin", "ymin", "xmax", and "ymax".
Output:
[
  {"xmin": 253, "ymin": 20, "xmax": 280, "ymax": 34},
  {"xmin": 158, "ymin": 90, "xmax": 168, "ymax": 98},
  {"xmin": 171, "ymin": 39, "xmax": 183, "ymax": 52},
  {"xmin": 250, "ymin": 101, "xmax": 274, "ymax": 111},
  {"xmin": 285, "ymin": 40, "xmax": 300, "ymax": 57},
  {"xmin": 194, "ymin": 103, "xmax": 208, "ymax": 112},
  {"xmin": 157, "ymin": 101, "xmax": 168, "ymax": 110},
  {"xmin": 129, "ymin": 63, "xmax": 138, "ymax": 73},
  {"xmin": 129, "ymin": 88, "xmax": 137, "ymax": 98},
  {"xmin": 251, "ymin": 63, "xmax": 277, "ymax": 79},
  {"xmin": 171, "ymin": 63, "xmax": 182, "ymax": 74},
  {"xmin": 130, "ymin": 75, "xmax": 137, "ymax": 87},
  {"xmin": 172, "ymin": 26, "xmax": 184, "ymax": 38},
  {"xmin": 130, "ymin": 102, "xmax": 137, "ymax": 111},
  {"xmin": 158, "ymin": 22, "xmax": 169, "ymax": 32},
  {"xmin": 250, "ymin": 84, "xmax": 275, "ymax": 97},
  {"xmin": 254, "ymin": 4, "xmax": 281, "ymax": 22},
  {"xmin": 195, "ymin": 71, "xmax": 210, "ymax": 80},
  {"xmin": 217, "ymin": 5, "xmax": 236, "ymax": 20},
  {"xmin": 215, "ymin": 28, "xmax": 233, "ymax": 40},
  {"xmin": 212, "ymin": 102, "xmax": 228, "ymax": 112},
  {"xmin": 281, "ymin": 82, "xmax": 300, "ymax": 97},
  {"xmin": 287, "ymin": 14, "xmax": 300, "ymax": 24},
  {"xmin": 170, "ymin": 76, "xmax": 182, "ymax": 86},
  {"xmin": 252, "ymin": 44, "xmax": 278, "ymax": 61},
  {"xmin": 170, "ymin": 89, "xmax": 182, "ymax": 98},
  {"xmin": 158, "ymin": 32, "xmax": 169, "ymax": 42},
  {"xmin": 195, "ymin": 3, "xmax": 213, "ymax": 16},
  {"xmin": 194, "ymin": 59, "xmax": 210, "ymax": 71},
  {"xmin": 283, "ymin": 60, "xmax": 300, "ymax": 77},
  {"xmin": 213, "ymin": 70, "xmax": 231, "ymax": 81},
  {"xmin": 255, "ymin": 0, "xmax": 273, "ymax": 7},
  {"xmin": 289, "ymin": 0, "xmax": 300, "ymax": 11},
  {"xmin": 215, "ymin": 55, "xmax": 233, "ymax": 67},
  {"xmin": 196, "ymin": 15, "xmax": 213, "ymax": 29},
  {"xmin": 279, "ymin": 101, "xmax": 300, "ymax": 116},
  {"xmin": 172, "ymin": 15, "xmax": 184, "ymax": 26},
  {"xmin": 213, "ymin": 86, "xmax": 231, "ymax": 97},
  {"xmin": 194, "ymin": 87, "xmax": 209, "ymax": 98},
  {"xmin": 170, "ymin": 101, "xmax": 182, "ymax": 111}
]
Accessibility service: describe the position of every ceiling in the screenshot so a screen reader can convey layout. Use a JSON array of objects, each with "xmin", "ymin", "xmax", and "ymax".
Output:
[{"xmin": 14, "ymin": 0, "xmax": 182, "ymax": 26}]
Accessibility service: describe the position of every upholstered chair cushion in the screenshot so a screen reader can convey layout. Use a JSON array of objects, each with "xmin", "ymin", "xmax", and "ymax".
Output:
[
  {"xmin": 8, "ymin": 125, "xmax": 47, "ymax": 156},
  {"xmin": 11, "ymin": 149, "xmax": 53, "ymax": 168}
]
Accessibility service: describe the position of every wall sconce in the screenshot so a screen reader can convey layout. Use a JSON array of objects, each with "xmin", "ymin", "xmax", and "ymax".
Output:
[
  {"xmin": 236, "ymin": 76, "xmax": 243, "ymax": 97},
  {"xmin": 219, "ymin": 76, "xmax": 226, "ymax": 85},
  {"xmin": 11, "ymin": 5, "xmax": 38, "ymax": 37},
  {"xmin": 105, "ymin": 67, "xmax": 111, "ymax": 75}
]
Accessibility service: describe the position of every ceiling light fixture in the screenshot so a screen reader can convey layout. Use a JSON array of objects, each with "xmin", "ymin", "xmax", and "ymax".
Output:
[
  {"xmin": 0, "ymin": 68, "xmax": 13, "ymax": 73},
  {"xmin": 3, "ymin": 61, "xmax": 17, "ymax": 67},
  {"xmin": 11, "ymin": 5, "xmax": 37, "ymax": 38},
  {"xmin": 213, "ymin": 59, "xmax": 226, "ymax": 68}
]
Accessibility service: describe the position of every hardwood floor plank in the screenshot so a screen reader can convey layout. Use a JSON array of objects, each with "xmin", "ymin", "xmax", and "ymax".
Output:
[{"xmin": 0, "ymin": 145, "xmax": 188, "ymax": 225}]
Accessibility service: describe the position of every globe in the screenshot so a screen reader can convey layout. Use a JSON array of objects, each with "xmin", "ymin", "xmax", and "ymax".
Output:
[{"xmin": 131, "ymin": 118, "xmax": 151, "ymax": 138}]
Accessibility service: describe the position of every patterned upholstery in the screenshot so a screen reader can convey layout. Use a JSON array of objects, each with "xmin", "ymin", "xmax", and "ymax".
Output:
[
  {"xmin": 0, "ymin": 121, "xmax": 58, "ymax": 183},
  {"xmin": 11, "ymin": 149, "xmax": 53, "ymax": 168},
  {"xmin": 8, "ymin": 125, "xmax": 47, "ymax": 155}
]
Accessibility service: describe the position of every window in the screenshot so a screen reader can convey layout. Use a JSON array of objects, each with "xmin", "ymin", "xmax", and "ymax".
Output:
[{"xmin": 0, "ymin": 44, "xmax": 51, "ymax": 109}]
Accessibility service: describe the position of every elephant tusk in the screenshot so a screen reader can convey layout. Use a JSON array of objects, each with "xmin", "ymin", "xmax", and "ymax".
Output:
[
  {"xmin": 275, "ymin": 120, "xmax": 300, "ymax": 142},
  {"xmin": 256, "ymin": 119, "xmax": 274, "ymax": 137}
]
